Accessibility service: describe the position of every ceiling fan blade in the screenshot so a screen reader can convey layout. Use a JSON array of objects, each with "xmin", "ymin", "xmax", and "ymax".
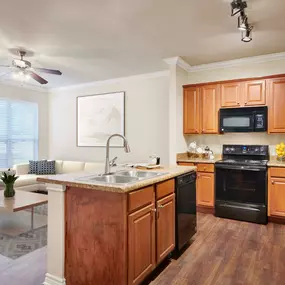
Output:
[
  {"xmin": 29, "ymin": 71, "xmax": 48, "ymax": 85},
  {"xmin": 34, "ymin": 68, "xmax": 62, "ymax": 75}
]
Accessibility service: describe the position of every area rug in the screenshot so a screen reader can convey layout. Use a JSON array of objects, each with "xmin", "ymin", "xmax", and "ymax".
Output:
[{"xmin": 0, "ymin": 204, "xmax": 48, "ymax": 259}]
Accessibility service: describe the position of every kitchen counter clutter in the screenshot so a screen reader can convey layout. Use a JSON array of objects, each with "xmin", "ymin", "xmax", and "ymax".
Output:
[
  {"xmin": 37, "ymin": 165, "xmax": 196, "ymax": 193},
  {"xmin": 268, "ymin": 157, "xmax": 285, "ymax": 167},
  {"xmin": 177, "ymin": 152, "xmax": 221, "ymax": 164},
  {"xmin": 42, "ymin": 165, "xmax": 196, "ymax": 285}
]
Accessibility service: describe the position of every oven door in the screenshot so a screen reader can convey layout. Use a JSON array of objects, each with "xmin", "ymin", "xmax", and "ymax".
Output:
[
  {"xmin": 215, "ymin": 165, "xmax": 266, "ymax": 205},
  {"xmin": 220, "ymin": 113, "xmax": 255, "ymax": 132}
]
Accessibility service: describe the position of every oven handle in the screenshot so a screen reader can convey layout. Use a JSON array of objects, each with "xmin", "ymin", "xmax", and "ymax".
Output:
[{"xmin": 215, "ymin": 165, "xmax": 266, "ymax": 171}]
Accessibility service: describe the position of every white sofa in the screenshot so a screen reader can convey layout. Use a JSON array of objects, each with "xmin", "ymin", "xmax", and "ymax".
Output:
[{"xmin": 12, "ymin": 160, "xmax": 104, "ymax": 192}]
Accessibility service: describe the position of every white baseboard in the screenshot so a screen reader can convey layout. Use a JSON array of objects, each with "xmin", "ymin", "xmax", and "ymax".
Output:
[{"xmin": 43, "ymin": 273, "xmax": 66, "ymax": 285}]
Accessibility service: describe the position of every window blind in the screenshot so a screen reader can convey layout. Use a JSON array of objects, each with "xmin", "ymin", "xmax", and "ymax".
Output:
[{"xmin": 0, "ymin": 98, "xmax": 38, "ymax": 168}]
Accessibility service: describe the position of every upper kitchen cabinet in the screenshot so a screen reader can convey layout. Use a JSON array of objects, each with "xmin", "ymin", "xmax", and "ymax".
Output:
[
  {"xmin": 243, "ymin": 80, "xmax": 266, "ymax": 106},
  {"xmin": 200, "ymin": 84, "xmax": 220, "ymax": 134},
  {"xmin": 268, "ymin": 77, "xmax": 285, "ymax": 133},
  {"xmin": 183, "ymin": 87, "xmax": 200, "ymax": 134},
  {"xmin": 220, "ymin": 82, "xmax": 241, "ymax": 108}
]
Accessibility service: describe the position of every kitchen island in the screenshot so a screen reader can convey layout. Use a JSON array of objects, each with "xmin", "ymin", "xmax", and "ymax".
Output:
[{"xmin": 38, "ymin": 165, "xmax": 196, "ymax": 285}]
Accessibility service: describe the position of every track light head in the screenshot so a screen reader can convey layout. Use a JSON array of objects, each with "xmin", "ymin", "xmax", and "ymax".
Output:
[
  {"xmin": 238, "ymin": 12, "xmax": 248, "ymax": 30},
  {"xmin": 231, "ymin": 0, "xmax": 247, "ymax": 16},
  {"xmin": 241, "ymin": 25, "xmax": 253, "ymax": 42}
]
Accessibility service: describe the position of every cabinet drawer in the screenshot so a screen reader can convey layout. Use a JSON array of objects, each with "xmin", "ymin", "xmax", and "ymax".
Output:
[
  {"xmin": 177, "ymin": 162, "xmax": 195, "ymax": 166},
  {"xmin": 270, "ymin": 167, "xmax": 285, "ymax": 178},
  {"xmin": 156, "ymin": 179, "xmax": 175, "ymax": 200},
  {"xmin": 128, "ymin": 186, "xmax": 154, "ymax": 212},
  {"xmin": 197, "ymin": 163, "xmax": 214, "ymax": 173}
]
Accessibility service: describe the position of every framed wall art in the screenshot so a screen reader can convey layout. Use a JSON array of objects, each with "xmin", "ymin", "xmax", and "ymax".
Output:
[{"xmin": 77, "ymin": 91, "xmax": 125, "ymax": 147}]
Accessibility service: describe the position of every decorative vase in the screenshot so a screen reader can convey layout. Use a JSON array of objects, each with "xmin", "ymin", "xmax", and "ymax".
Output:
[{"xmin": 4, "ymin": 182, "xmax": 15, "ymax": 198}]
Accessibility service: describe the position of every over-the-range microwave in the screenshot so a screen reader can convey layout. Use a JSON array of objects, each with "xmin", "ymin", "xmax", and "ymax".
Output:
[{"xmin": 219, "ymin": 106, "xmax": 268, "ymax": 133}]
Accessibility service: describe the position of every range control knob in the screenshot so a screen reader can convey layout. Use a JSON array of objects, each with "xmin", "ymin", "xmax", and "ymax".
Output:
[
  {"xmin": 255, "ymin": 147, "xmax": 260, "ymax": 152},
  {"xmin": 225, "ymin": 147, "xmax": 231, "ymax": 152},
  {"xmin": 231, "ymin": 147, "xmax": 235, "ymax": 152}
]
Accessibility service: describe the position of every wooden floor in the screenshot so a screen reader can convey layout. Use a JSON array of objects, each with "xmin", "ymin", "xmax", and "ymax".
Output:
[
  {"xmin": 151, "ymin": 213, "xmax": 285, "ymax": 285},
  {"xmin": 1, "ymin": 213, "xmax": 285, "ymax": 285}
]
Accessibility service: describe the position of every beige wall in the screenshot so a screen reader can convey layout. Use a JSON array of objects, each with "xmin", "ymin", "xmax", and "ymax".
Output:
[
  {"xmin": 49, "ymin": 73, "xmax": 170, "ymax": 164},
  {"xmin": 180, "ymin": 59, "xmax": 285, "ymax": 155},
  {"xmin": 0, "ymin": 84, "xmax": 49, "ymax": 159}
]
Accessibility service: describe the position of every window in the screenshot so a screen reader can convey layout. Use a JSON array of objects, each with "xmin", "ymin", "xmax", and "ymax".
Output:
[{"xmin": 0, "ymin": 98, "xmax": 38, "ymax": 168}]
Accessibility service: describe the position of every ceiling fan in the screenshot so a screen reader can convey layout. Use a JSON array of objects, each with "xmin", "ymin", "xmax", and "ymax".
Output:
[{"xmin": 0, "ymin": 50, "xmax": 62, "ymax": 85}]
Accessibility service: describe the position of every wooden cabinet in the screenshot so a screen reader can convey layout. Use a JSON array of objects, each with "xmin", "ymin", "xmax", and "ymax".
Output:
[
  {"xmin": 221, "ymin": 82, "xmax": 241, "ymax": 108},
  {"xmin": 197, "ymin": 172, "xmax": 214, "ymax": 207},
  {"xmin": 268, "ymin": 167, "xmax": 285, "ymax": 218},
  {"xmin": 183, "ymin": 87, "xmax": 200, "ymax": 134},
  {"xmin": 268, "ymin": 77, "xmax": 285, "ymax": 133},
  {"xmin": 156, "ymin": 194, "xmax": 175, "ymax": 264},
  {"xmin": 268, "ymin": 177, "xmax": 285, "ymax": 218},
  {"xmin": 244, "ymin": 80, "xmax": 266, "ymax": 106},
  {"xmin": 183, "ymin": 85, "xmax": 219, "ymax": 134},
  {"xmin": 128, "ymin": 204, "xmax": 156, "ymax": 285},
  {"xmin": 200, "ymin": 84, "xmax": 220, "ymax": 134}
]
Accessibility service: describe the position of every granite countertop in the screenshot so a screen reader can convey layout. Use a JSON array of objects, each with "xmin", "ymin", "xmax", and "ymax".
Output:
[
  {"xmin": 177, "ymin": 152, "xmax": 221, "ymax": 164},
  {"xmin": 268, "ymin": 156, "xmax": 285, "ymax": 167},
  {"xmin": 37, "ymin": 165, "xmax": 196, "ymax": 193}
]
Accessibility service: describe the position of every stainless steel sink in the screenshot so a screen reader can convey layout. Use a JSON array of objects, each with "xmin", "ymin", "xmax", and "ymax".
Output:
[
  {"xmin": 116, "ymin": 170, "xmax": 166, "ymax": 179},
  {"xmin": 78, "ymin": 175, "xmax": 139, "ymax": 184},
  {"xmin": 76, "ymin": 170, "xmax": 168, "ymax": 185}
]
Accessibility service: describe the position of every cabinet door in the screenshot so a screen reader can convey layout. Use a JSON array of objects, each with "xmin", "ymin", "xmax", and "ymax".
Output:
[
  {"xmin": 183, "ymin": 87, "xmax": 200, "ymax": 134},
  {"xmin": 200, "ymin": 84, "xmax": 220, "ymax": 134},
  {"xmin": 269, "ymin": 177, "xmax": 285, "ymax": 217},
  {"xmin": 243, "ymin": 80, "xmax": 266, "ymax": 106},
  {"xmin": 268, "ymin": 78, "xmax": 285, "ymax": 133},
  {"xmin": 156, "ymin": 194, "xmax": 175, "ymax": 264},
  {"xmin": 221, "ymin": 82, "xmax": 241, "ymax": 108},
  {"xmin": 197, "ymin": 172, "xmax": 214, "ymax": 207},
  {"xmin": 128, "ymin": 204, "xmax": 156, "ymax": 285}
]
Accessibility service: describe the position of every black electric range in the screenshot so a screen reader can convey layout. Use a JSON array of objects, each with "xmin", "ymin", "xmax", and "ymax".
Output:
[{"xmin": 215, "ymin": 145, "xmax": 269, "ymax": 224}]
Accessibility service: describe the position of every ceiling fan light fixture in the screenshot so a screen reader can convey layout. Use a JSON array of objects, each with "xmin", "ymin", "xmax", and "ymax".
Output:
[
  {"xmin": 231, "ymin": 0, "xmax": 247, "ymax": 16},
  {"xmin": 241, "ymin": 26, "xmax": 253, "ymax": 42}
]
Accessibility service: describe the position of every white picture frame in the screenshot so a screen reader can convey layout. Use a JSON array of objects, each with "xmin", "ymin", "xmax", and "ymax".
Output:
[{"xmin": 77, "ymin": 91, "xmax": 125, "ymax": 147}]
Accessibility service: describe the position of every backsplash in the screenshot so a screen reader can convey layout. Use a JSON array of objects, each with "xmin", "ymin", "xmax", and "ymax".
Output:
[{"xmin": 184, "ymin": 133, "xmax": 285, "ymax": 156}]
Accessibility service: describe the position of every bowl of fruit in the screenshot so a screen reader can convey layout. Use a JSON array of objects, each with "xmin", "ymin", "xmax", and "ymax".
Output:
[{"xmin": 276, "ymin": 142, "xmax": 285, "ymax": 161}]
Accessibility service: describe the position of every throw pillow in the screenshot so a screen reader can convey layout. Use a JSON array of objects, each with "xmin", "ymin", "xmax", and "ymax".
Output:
[
  {"xmin": 37, "ymin": 160, "xmax": 56, "ymax": 175},
  {"xmin": 28, "ymin": 160, "xmax": 38, "ymax": 174}
]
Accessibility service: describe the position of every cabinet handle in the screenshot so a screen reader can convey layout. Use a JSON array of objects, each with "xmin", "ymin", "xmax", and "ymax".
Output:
[
  {"xmin": 237, "ymin": 102, "xmax": 240, "ymax": 105},
  {"xmin": 244, "ymin": 102, "xmax": 247, "ymax": 105},
  {"xmin": 158, "ymin": 204, "xmax": 164, "ymax": 208},
  {"xmin": 203, "ymin": 167, "xmax": 206, "ymax": 171},
  {"xmin": 272, "ymin": 181, "xmax": 275, "ymax": 185},
  {"xmin": 151, "ymin": 208, "xmax": 157, "ymax": 212}
]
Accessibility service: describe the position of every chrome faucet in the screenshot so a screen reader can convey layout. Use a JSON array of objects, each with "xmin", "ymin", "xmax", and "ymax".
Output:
[{"xmin": 104, "ymin": 134, "xmax": 131, "ymax": 175}]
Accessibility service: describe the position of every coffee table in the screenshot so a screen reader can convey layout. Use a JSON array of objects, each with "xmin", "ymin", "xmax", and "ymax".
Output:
[{"xmin": 0, "ymin": 191, "xmax": 48, "ymax": 230}]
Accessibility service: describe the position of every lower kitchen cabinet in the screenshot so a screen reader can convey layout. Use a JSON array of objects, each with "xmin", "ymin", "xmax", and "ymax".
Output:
[
  {"xmin": 128, "ymin": 180, "xmax": 175, "ymax": 285},
  {"xmin": 156, "ymin": 194, "xmax": 175, "ymax": 264},
  {"xmin": 128, "ymin": 204, "xmax": 156, "ymax": 285},
  {"xmin": 268, "ymin": 167, "xmax": 285, "ymax": 218},
  {"xmin": 197, "ymin": 172, "xmax": 214, "ymax": 207}
]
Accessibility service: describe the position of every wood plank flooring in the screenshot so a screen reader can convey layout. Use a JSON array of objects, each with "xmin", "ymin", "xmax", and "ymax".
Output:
[
  {"xmin": 1, "ymin": 213, "xmax": 285, "ymax": 285},
  {"xmin": 151, "ymin": 214, "xmax": 285, "ymax": 285}
]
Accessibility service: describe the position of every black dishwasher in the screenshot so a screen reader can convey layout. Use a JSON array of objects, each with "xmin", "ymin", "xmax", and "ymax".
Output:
[{"xmin": 174, "ymin": 171, "xmax": 197, "ymax": 257}]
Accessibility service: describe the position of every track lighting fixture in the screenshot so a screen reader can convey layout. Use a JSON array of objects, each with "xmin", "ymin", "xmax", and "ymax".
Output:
[
  {"xmin": 231, "ymin": 0, "xmax": 247, "ymax": 16},
  {"xmin": 230, "ymin": 0, "xmax": 253, "ymax": 43},
  {"xmin": 241, "ymin": 26, "xmax": 253, "ymax": 42},
  {"xmin": 238, "ymin": 12, "xmax": 248, "ymax": 31}
]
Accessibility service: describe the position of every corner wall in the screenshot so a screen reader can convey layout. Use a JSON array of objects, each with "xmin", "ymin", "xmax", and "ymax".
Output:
[{"xmin": 49, "ymin": 73, "xmax": 170, "ymax": 164}]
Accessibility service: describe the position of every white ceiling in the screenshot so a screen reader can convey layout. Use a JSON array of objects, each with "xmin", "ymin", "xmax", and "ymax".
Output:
[{"xmin": 0, "ymin": 0, "xmax": 284, "ymax": 88}]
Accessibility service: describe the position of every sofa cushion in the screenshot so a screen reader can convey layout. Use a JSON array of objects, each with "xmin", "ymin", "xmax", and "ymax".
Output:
[
  {"xmin": 62, "ymin": 161, "xmax": 85, "ymax": 173},
  {"xmin": 28, "ymin": 160, "xmax": 38, "ymax": 174},
  {"xmin": 14, "ymin": 163, "xmax": 30, "ymax": 175},
  {"xmin": 14, "ymin": 174, "xmax": 38, "ymax": 187},
  {"xmin": 84, "ymin": 162, "xmax": 104, "ymax": 172},
  {"xmin": 37, "ymin": 160, "xmax": 56, "ymax": 175},
  {"xmin": 55, "ymin": 160, "xmax": 63, "ymax": 174}
]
